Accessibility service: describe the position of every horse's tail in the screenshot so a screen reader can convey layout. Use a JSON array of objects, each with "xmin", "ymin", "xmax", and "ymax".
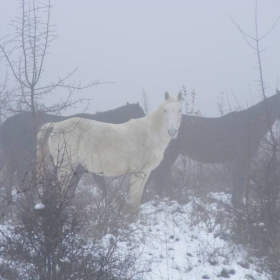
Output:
[{"xmin": 37, "ymin": 123, "xmax": 54, "ymax": 182}]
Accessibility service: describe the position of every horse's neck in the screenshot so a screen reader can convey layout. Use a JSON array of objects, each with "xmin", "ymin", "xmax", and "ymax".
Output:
[
  {"xmin": 264, "ymin": 93, "xmax": 280, "ymax": 124},
  {"xmin": 245, "ymin": 92, "xmax": 280, "ymax": 127},
  {"xmin": 146, "ymin": 105, "xmax": 170, "ymax": 147}
]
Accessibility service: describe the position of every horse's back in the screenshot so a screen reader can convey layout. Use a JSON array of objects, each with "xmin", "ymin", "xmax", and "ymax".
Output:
[
  {"xmin": 46, "ymin": 118, "xmax": 129, "ymax": 173},
  {"xmin": 179, "ymin": 113, "xmax": 251, "ymax": 163},
  {"xmin": 45, "ymin": 116, "xmax": 158, "ymax": 176}
]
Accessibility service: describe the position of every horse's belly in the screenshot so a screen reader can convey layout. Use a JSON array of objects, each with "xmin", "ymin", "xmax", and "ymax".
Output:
[{"xmin": 84, "ymin": 156, "xmax": 129, "ymax": 177}]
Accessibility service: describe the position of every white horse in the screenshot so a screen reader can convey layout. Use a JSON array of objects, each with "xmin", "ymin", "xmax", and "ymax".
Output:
[{"xmin": 37, "ymin": 92, "xmax": 182, "ymax": 210}]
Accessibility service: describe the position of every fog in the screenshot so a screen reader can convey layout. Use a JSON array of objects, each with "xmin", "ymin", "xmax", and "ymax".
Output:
[{"xmin": 1, "ymin": 0, "xmax": 280, "ymax": 116}]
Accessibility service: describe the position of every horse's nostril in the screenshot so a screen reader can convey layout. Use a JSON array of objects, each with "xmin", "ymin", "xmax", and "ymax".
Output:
[{"xmin": 168, "ymin": 128, "xmax": 178, "ymax": 137}]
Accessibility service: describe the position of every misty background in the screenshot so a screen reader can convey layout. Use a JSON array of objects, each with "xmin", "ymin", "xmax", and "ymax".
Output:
[
  {"xmin": 1, "ymin": 1, "xmax": 280, "ymax": 279},
  {"xmin": 0, "ymin": 0, "xmax": 280, "ymax": 116}
]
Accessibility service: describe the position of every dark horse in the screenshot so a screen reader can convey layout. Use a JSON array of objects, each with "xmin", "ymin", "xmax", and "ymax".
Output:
[
  {"xmin": 149, "ymin": 90, "xmax": 280, "ymax": 206},
  {"xmin": 0, "ymin": 103, "xmax": 145, "ymax": 196}
]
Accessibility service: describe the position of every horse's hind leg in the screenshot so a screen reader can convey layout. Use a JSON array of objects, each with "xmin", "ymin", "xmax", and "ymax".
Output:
[
  {"xmin": 0, "ymin": 151, "xmax": 6, "ymax": 174},
  {"xmin": 231, "ymin": 159, "xmax": 248, "ymax": 208},
  {"xmin": 92, "ymin": 174, "xmax": 106, "ymax": 196},
  {"xmin": 67, "ymin": 164, "xmax": 86, "ymax": 198},
  {"xmin": 1, "ymin": 160, "xmax": 15, "ymax": 204},
  {"xmin": 0, "ymin": 161, "xmax": 15, "ymax": 219}
]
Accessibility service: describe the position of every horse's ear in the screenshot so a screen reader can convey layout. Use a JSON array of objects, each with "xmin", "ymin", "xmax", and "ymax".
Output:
[
  {"xmin": 137, "ymin": 101, "xmax": 139, "ymax": 105},
  {"xmin": 276, "ymin": 88, "xmax": 280, "ymax": 95},
  {"xmin": 127, "ymin": 102, "xmax": 130, "ymax": 105},
  {"xmin": 164, "ymin": 92, "xmax": 170, "ymax": 101},
  {"xmin": 177, "ymin": 91, "xmax": 183, "ymax": 101}
]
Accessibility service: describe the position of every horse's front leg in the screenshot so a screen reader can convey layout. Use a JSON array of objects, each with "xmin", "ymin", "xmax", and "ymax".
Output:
[
  {"xmin": 231, "ymin": 158, "xmax": 248, "ymax": 208},
  {"xmin": 129, "ymin": 171, "xmax": 150, "ymax": 212}
]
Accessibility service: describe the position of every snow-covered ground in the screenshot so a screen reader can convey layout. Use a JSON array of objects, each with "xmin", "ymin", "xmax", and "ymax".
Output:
[
  {"xmin": 0, "ymin": 190, "xmax": 270, "ymax": 279},
  {"xmin": 105, "ymin": 193, "xmax": 269, "ymax": 280}
]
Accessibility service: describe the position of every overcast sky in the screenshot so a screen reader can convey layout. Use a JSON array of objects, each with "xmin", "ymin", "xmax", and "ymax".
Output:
[{"xmin": 1, "ymin": 0, "xmax": 280, "ymax": 116}]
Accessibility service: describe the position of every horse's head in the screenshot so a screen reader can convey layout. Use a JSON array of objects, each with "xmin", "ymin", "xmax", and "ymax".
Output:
[
  {"xmin": 124, "ymin": 102, "xmax": 145, "ymax": 119},
  {"xmin": 163, "ymin": 92, "xmax": 183, "ymax": 139}
]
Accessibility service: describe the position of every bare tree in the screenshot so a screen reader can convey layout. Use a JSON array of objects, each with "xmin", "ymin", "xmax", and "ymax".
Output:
[
  {"xmin": 230, "ymin": 3, "xmax": 280, "ymax": 140},
  {"xmin": 0, "ymin": 72, "xmax": 9, "ymax": 150},
  {"xmin": 182, "ymin": 86, "xmax": 201, "ymax": 116},
  {"xmin": 0, "ymin": 148, "xmax": 144, "ymax": 279},
  {"xmin": 0, "ymin": 2, "xmax": 148, "ymax": 279},
  {"xmin": 0, "ymin": 0, "xmax": 97, "ymax": 190},
  {"xmin": 140, "ymin": 87, "xmax": 150, "ymax": 115},
  {"xmin": 212, "ymin": 7, "xmax": 280, "ymax": 278}
]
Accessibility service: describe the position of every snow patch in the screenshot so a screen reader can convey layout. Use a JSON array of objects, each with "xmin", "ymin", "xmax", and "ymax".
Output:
[
  {"xmin": 104, "ymin": 192, "xmax": 268, "ymax": 280},
  {"xmin": 34, "ymin": 203, "xmax": 45, "ymax": 210}
]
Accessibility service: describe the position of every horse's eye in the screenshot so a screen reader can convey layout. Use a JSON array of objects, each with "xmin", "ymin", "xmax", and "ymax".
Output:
[
  {"xmin": 179, "ymin": 109, "xmax": 182, "ymax": 113},
  {"xmin": 164, "ymin": 109, "xmax": 167, "ymax": 113}
]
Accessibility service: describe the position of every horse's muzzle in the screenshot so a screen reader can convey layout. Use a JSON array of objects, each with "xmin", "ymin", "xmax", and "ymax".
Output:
[{"xmin": 168, "ymin": 127, "xmax": 178, "ymax": 138}]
